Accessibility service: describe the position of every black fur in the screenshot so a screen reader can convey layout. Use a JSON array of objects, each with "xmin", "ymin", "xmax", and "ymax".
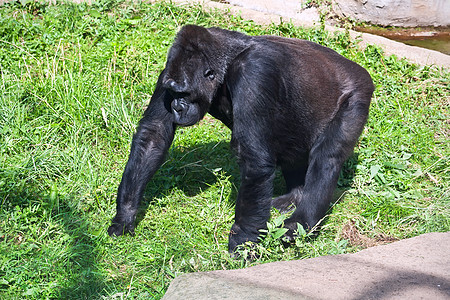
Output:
[{"xmin": 107, "ymin": 25, "xmax": 374, "ymax": 253}]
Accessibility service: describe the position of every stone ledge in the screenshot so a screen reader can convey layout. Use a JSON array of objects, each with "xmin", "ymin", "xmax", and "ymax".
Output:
[{"xmin": 163, "ymin": 232, "xmax": 450, "ymax": 299}]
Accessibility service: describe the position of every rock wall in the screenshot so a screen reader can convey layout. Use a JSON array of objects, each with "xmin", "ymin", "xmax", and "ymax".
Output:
[{"xmin": 333, "ymin": 0, "xmax": 450, "ymax": 27}]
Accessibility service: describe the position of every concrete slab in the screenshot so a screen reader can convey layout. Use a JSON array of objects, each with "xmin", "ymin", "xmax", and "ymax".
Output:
[{"xmin": 163, "ymin": 232, "xmax": 450, "ymax": 299}]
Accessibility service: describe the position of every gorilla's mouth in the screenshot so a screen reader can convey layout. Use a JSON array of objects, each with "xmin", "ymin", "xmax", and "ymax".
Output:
[
  {"xmin": 171, "ymin": 98, "xmax": 189, "ymax": 115},
  {"xmin": 171, "ymin": 98, "xmax": 200, "ymax": 126}
]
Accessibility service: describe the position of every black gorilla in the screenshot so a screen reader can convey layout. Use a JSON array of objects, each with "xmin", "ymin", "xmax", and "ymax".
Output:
[{"xmin": 108, "ymin": 25, "xmax": 374, "ymax": 252}]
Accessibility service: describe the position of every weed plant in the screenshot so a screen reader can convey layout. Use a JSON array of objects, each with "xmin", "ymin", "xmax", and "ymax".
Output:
[{"xmin": 0, "ymin": 0, "xmax": 448, "ymax": 298}]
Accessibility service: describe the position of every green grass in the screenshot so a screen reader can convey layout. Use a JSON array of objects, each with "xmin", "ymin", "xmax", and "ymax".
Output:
[{"xmin": 0, "ymin": 0, "xmax": 448, "ymax": 298}]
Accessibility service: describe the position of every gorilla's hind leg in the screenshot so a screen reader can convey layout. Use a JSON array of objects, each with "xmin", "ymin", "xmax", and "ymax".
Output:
[{"xmin": 283, "ymin": 93, "xmax": 370, "ymax": 238}]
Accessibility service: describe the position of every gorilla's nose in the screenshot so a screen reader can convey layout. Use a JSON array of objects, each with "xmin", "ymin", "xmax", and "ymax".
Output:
[
  {"xmin": 164, "ymin": 78, "xmax": 176, "ymax": 89},
  {"xmin": 163, "ymin": 78, "xmax": 185, "ymax": 94}
]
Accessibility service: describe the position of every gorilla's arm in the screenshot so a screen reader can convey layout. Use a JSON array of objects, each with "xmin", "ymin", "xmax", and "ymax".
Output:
[{"xmin": 108, "ymin": 76, "xmax": 175, "ymax": 236}]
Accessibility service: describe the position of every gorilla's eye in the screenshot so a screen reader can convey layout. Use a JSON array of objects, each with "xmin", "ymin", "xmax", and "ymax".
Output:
[{"xmin": 204, "ymin": 69, "xmax": 215, "ymax": 80}]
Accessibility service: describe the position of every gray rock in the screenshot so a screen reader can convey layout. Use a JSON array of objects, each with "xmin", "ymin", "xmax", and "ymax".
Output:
[
  {"xmin": 333, "ymin": 0, "xmax": 450, "ymax": 27},
  {"xmin": 164, "ymin": 232, "xmax": 450, "ymax": 299}
]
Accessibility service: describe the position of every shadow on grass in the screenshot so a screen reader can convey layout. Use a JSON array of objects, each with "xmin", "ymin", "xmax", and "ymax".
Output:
[
  {"xmin": 135, "ymin": 140, "xmax": 240, "ymax": 227},
  {"xmin": 133, "ymin": 139, "xmax": 361, "ymax": 234},
  {"xmin": 55, "ymin": 200, "xmax": 108, "ymax": 298}
]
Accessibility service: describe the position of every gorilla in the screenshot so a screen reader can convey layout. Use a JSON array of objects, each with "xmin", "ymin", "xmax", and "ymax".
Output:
[{"xmin": 108, "ymin": 25, "xmax": 374, "ymax": 253}]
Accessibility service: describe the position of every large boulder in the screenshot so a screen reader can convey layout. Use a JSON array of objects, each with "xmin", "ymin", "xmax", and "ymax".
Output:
[{"xmin": 333, "ymin": 0, "xmax": 450, "ymax": 27}]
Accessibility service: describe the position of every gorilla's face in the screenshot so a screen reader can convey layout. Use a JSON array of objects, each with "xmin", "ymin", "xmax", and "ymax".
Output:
[{"xmin": 162, "ymin": 44, "xmax": 218, "ymax": 126}]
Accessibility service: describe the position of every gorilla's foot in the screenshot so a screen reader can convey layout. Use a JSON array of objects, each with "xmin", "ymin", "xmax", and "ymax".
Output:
[{"xmin": 271, "ymin": 194, "xmax": 296, "ymax": 213}]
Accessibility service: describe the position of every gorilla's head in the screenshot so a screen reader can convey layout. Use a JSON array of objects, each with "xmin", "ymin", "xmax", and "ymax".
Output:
[{"xmin": 161, "ymin": 25, "xmax": 226, "ymax": 126}]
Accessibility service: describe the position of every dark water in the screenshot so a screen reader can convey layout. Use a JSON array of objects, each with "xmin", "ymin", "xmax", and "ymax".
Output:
[
  {"xmin": 356, "ymin": 27, "xmax": 450, "ymax": 55},
  {"xmin": 397, "ymin": 37, "xmax": 450, "ymax": 55}
]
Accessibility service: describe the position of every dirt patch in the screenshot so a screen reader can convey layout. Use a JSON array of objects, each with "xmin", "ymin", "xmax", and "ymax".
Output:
[{"xmin": 341, "ymin": 220, "xmax": 398, "ymax": 249}]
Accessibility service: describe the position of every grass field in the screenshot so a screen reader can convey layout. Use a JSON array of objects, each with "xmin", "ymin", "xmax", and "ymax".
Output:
[{"xmin": 0, "ymin": 0, "xmax": 448, "ymax": 298}]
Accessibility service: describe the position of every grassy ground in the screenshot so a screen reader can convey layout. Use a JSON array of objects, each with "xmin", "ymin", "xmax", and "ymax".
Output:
[{"xmin": 0, "ymin": 0, "xmax": 448, "ymax": 298}]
